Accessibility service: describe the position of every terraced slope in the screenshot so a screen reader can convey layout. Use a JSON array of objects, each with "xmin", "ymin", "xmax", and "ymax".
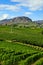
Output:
[{"xmin": 0, "ymin": 41, "xmax": 43, "ymax": 65}]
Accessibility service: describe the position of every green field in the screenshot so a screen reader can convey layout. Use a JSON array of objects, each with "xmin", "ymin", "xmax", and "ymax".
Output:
[
  {"xmin": 0, "ymin": 26, "xmax": 43, "ymax": 46},
  {"xmin": 0, "ymin": 25, "xmax": 43, "ymax": 65}
]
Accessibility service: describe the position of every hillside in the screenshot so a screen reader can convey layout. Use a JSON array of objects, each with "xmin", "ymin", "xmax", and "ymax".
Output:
[
  {"xmin": 0, "ymin": 16, "xmax": 32, "ymax": 25},
  {"xmin": 0, "ymin": 26, "xmax": 43, "ymax": 65},
  {"xmin": 0, "ymin": 18, "xmax": 43, "ymax": 65},
  {"xmin": 35, "ymin": 20, "xmax": 43, "ymax": 24},
  {"xmin": 0, "ymin": 16, "xmax": 43, "ymax": 28}
]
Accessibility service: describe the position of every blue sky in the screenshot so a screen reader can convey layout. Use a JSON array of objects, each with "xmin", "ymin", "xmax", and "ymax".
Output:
[{"xmin": 0, "ymin": 0, "xmax": 43, "ymax": 21}]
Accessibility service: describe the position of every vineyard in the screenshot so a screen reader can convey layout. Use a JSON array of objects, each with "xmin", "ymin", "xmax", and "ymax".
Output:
[
  {"xmin": 0, "ymin": 26, "xmax": 43, "ymax": 65},
  {"xmin": 0, "ymin": 41, "xmax": 43, "ymax": 65},
  {"xmin": 0, "ymin": 26, "xmax": 43, "ymax": 46}
]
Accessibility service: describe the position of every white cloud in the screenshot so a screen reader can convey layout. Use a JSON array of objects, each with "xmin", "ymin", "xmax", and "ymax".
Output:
[
  {"xmin": 11, "ymin": 0, "xmax": 43, "ymax": 11},
  {"xmin": 0, "ymin": 0, "xmax": 43, "ymax": 11},
  {"xmin": 0, "ymin": 4, "xmax": 21, "ymax": 11},
  {"xmin": 25, "ymin": 12, "xmax": 32, "ymax": 15},
  {"xmin": 11, "ymin": 0, "xmax": 23, "ymax": 2},
  {"xmin": 0, "ymin": 14, "xmax": 9, "ymax": 20}
]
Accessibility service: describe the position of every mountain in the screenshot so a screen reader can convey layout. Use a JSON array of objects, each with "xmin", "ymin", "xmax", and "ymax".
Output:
[
  {"xmin": 34, "ymin": 20, "xmax": 43, "ymax": 24},
  {"xmin": 0, "ymin": 16, "xmax": 32, "ymax": 25},
  {"xmin": 0, "ymin": 16, "xmax": 43, "ymax": 27},
  {"xmin": 12, "ymin": 16, "xmax": 32, "ymax": 23}
]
